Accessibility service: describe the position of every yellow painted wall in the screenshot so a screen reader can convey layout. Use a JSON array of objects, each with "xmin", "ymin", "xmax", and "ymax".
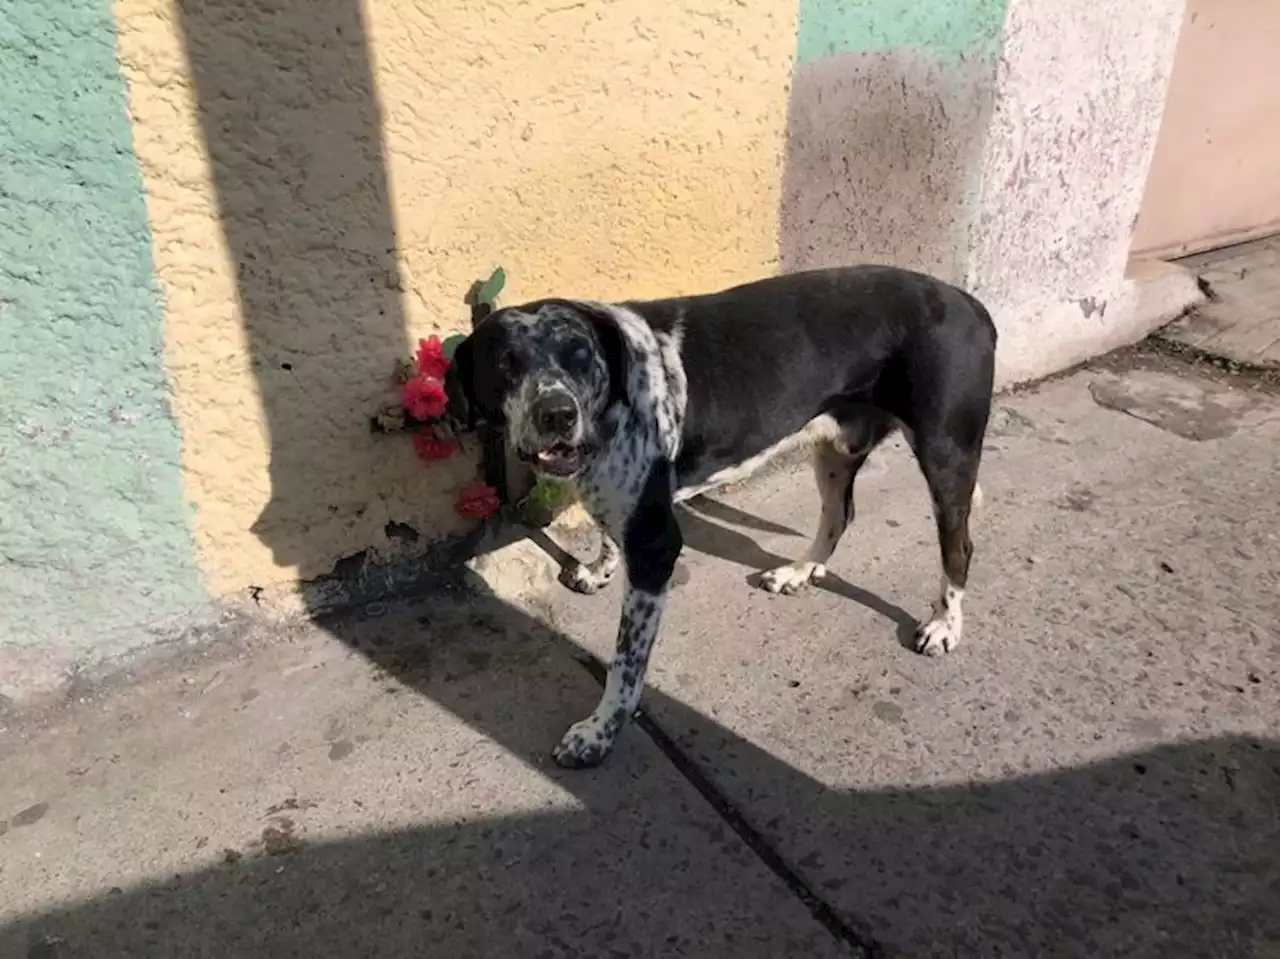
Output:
[{"xmin": 114, "ymin": 0, "xmax": 796, "ymax": 598}]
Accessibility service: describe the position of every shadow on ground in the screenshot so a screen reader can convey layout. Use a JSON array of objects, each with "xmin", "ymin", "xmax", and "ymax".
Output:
[
  {"xmin": 677, "ymin": 498, "xmax": 920, "ymax": 649},
  {"xmin": 3, "ymin": 563, "xmax": 1277, "ymax": 957}
]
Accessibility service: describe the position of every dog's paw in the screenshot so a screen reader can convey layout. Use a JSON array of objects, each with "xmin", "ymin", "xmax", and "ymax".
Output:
[
  {"xmin": 758, "ymin": 561, "xmax": 823, "ymax": 595},
  {"xmin": 914, "ymin": 616, "xmax": 961, "ymax": 656},
  {"xmin": 551, "ymin": 716, "xmax": 615, "ymax": 768},
  {"xmin": 561, "ymin": 562, "xmax": 614, "ymax": 595}
]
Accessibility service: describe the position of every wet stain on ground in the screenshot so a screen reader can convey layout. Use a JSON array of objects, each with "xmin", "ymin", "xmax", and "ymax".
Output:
[
  {"xmin": 1089, "ymin": 369, "xmax": 1277, "ymax": 441},
  {"xmin": 11, "ymin": 802, "xmax": 50, "ymax": 828},
  {"xmin": 872, "ymin": 701, "xmax": 905, "ymax": 725},
  {"xmin": 259, "ymin": 819, "xmax": 302, "ymax": 856},
  {"xmin": 328, "ymin": 739, "xmax": 355, "ymax": 762}
]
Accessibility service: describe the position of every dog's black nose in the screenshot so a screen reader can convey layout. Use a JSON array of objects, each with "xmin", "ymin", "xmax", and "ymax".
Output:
[{"xmin": 534, "ymin": 394, "xmax": 578, "ymax": 435}]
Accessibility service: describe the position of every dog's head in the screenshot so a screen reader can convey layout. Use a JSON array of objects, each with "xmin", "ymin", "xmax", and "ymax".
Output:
[{"xmin": 448, "ymin": 300, "xmax": 628, "ymax": 479}]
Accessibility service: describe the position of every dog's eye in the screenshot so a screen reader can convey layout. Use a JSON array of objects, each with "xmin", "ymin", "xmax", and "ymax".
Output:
[{"xmin": 562, "ymin": 342, "xmax": 591, "ymax": 371}]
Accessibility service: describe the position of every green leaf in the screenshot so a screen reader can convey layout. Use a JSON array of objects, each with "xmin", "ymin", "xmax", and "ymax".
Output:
[
  {"xmin": 475, "ymin": 267, "xmax": 506, "ymax": 307},
  {"xmin": 442, "ymin": 333, "xmax": 466, "ymax": 360}
]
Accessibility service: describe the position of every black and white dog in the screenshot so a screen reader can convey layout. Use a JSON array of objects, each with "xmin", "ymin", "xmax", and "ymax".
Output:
[{"xmin": 450, "ymin": 266, "xmax": 997, "ymax": 768}]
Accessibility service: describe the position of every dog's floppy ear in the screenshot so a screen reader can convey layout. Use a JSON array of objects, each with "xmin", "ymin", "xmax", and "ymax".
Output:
[
  {"xmin": 581, "ymin": 305, "xmax": 630, "ymax": 410},
  {"xmin": 444, "ymin": 334, "xmax": 477, "ymax": 431}
]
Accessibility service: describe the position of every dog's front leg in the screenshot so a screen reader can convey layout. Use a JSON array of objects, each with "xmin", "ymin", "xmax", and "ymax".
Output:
[
  {"xmin": 552, "ymin": 463, "xmax": 682, "ymax": 768},
  {"xmin": 550, "ymin": 585, "xmax": 670, "ymax": 768}
]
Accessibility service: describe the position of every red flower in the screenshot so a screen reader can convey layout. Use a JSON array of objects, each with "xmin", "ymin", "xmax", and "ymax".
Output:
[
  {"xmin": 402, "ymin": 375, "xmax": 447, "ymax": 420},
  {"xmin": 455, "ymin": 480, "xmax": 501, "ymax": 520},
  {"xmin": 413, "ymin": 426, "xmax": 457, "ymax": 462},
  {"xmin": 415, "ymin": 336, "xmax": 451, "ymax": 380}
]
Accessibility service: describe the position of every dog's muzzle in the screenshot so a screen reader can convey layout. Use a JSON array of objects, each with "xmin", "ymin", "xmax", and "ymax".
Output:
[{"xmin": 520, "ymin": 391, "xmax": 586, "ymax": 478}]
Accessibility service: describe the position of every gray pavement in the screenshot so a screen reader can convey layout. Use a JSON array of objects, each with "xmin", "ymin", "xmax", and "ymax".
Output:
[
  {"xmin": 1166, "ymin": 236, "xmax": 1280, "ymax": 368},
  {"xmin": 2, "ymin": 350, "xmax": 1279, "ymax": 958}
]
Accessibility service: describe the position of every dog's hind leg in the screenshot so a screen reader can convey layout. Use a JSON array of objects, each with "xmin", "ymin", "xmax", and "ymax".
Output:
[
  {"xmin": 563, "ymin": 530, "xmax": 621, "ymax": 594},
  {"xmin": 759, "ymin": 410, "xmax": 893, "ymax": 594},
  {"xmin": 911, "ymin": 428, "xmax": 985, "ymax": 656}
]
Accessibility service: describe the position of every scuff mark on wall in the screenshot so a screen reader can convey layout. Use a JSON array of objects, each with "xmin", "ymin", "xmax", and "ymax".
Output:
[{"xmin": 1077, "ymin": 296, "xmax": 1108, "ymax": 319}]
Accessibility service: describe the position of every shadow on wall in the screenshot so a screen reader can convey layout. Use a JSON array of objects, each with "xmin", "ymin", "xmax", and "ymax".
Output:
[
  {"xmin": 175, "ymin": 0, "xmax": 423, "ymax": 578},
  {"xmin": 779, "ymin": 47, "xmax": 998, "ymax": 281},
  {"xmin": 1, "ymin": 573, "xmax": 1277, "ymax": 956}
]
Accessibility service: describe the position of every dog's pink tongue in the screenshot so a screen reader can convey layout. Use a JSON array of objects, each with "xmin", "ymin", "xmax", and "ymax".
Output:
[{"xmin": 537, "ymin": 450, "xmax": 557, "ymax": 463}]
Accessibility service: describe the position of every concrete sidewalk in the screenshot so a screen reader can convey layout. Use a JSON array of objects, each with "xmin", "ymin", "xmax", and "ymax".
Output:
[{"xmin": 2, "ymin": 349, "xmax": 1278, "ymax": 958}]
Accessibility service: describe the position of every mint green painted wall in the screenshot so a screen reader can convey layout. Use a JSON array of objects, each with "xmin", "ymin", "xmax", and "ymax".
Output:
[
  {"xmin": 0, "ymin": 1, "xmax": 204, "ymax": 651},
  {"xmin": 795, "ymin": 0, "xmax": 1007, "ymax": 64}
]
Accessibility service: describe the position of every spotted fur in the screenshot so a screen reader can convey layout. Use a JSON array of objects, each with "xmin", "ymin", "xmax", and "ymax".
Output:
[{"xmin": 451, "ymin": 266, "xmax": 998, "ymax": 767}]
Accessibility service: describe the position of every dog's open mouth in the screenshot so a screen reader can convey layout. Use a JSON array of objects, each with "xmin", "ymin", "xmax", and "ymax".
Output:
[{"xmin": 525, "ymin": 443, "xmax": 582, "ymax": 477}]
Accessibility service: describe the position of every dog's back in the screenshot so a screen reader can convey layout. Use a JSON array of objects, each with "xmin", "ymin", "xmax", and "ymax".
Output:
[{"xmin": 624, "ymin": 265, "xmax": 996, "ymax": 490}]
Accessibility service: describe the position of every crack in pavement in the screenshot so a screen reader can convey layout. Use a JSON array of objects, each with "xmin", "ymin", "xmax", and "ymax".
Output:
[{"xmin": 575, "ymin": 654, "xmax": 885, "ymax": 958}]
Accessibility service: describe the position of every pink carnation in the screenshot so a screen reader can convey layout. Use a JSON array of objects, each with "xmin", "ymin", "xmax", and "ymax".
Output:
[
  {"xmin": 402, "ymin": 375, "xmax": 447, "ymax": 420},
  {"xmin": 415, "ymin": 336, "xmax": 451, "ymax": 381}
]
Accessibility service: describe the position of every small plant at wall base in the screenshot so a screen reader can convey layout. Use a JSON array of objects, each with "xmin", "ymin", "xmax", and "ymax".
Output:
[{"xmin": 375, "ymin": 267, "xmax": 575, "ymax": 526}]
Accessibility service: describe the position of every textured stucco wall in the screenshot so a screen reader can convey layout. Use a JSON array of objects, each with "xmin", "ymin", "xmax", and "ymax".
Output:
[
  {"xmin": 2, "ymin": 0, "xmax": 1191, "ymax": 668},
  {"xmin": 0, "ymin": 0, "xmax": 205, "ymax": 655},
  {"xmin": 968, "ymin": 0, "xmax": 1188, "ymax": 385},
  {"xmin": 115, "ymin": 0, "xmax": 798, "ymax": 598},
  {"xmin": 783, "ymin": 0, "xmax": 1193, "ymax": 389},
  {"xmin": 781, "ymin": 0, "xmax": 1007, "ymax": 279}
]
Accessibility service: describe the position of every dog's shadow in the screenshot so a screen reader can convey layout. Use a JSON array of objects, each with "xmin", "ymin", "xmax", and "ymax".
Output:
[{"xmin": 529, "ymin": 493, "xmax": 921, "ymax": 651}]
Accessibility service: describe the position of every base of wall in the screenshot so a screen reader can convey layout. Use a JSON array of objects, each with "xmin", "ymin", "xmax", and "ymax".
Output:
[
  {"xmin": 0, "ymin": 502, "xmax": 594, "ymax": 714},
  {"xmin": 994, "ymin": 259, "xmax": 1205, "ymax": 390},
  {"xmin": 0, "ymin": 601, "xmax": 253, "ymax": 717}
]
